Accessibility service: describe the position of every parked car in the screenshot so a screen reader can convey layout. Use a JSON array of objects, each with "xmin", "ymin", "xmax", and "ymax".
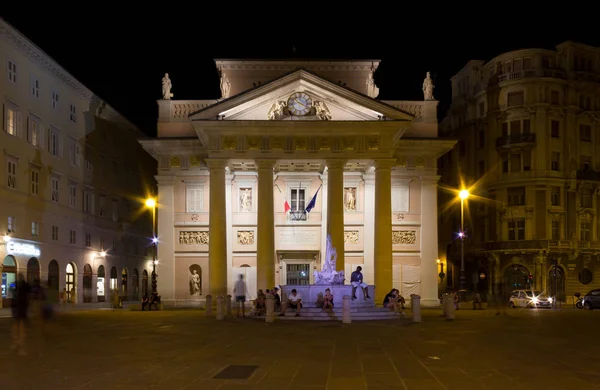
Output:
[
  {"xmin": 582, "ymin": 289, "xmax": 600, "ymax": 310},
  {"xmin": 509, "ymin": 290, "xmax": 552, "ymax": 308}
]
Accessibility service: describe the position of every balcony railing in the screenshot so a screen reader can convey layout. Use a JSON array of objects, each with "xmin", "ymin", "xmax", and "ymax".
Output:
[
  {"xmin": 576, "ymin": 170, "xmax": 600, "ymax": 181},
  {"xmin": 496, "ymin": 133, "xmax": 536, "ymax": 148},
  {"xmin": 496, "ymin": 68, "xmax": 567, "ymax": 83},
  {"xmin": 484, "ymin": 240, "xmax": 600, "ymax": 252},
  {"xmin": 289, "ymin": 210, "xmax": 307, "ymax": 221}
]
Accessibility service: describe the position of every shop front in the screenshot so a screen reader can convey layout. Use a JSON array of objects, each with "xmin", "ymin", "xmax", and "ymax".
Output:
[{"xmin": 1, "ymin": 238, "xmax": 42, "ymax": 307}]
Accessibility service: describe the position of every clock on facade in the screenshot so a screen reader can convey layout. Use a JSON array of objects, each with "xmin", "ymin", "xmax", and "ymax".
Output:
[{"xmin": 287, "ymin": 92, "xmax": 313, "ymax": 116}]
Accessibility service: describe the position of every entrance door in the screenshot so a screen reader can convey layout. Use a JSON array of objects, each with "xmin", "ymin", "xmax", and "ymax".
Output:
[
  {"xmin": 83, "ymin": 264, "xmax": 92, "ymax": 303},
  {"xmin": 2, "ymin": 255, "xmax": 17, "ymax": 306},
  {"xmin": 286, "ymin": 264, "xmax": 310, "ymax": 285}
]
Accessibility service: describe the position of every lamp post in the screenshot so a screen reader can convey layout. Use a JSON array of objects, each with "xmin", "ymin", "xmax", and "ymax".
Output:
[
  {"xmin": 145, "ymin": 198, "xmax": 158, "ymax": 294},
  {"xmin": 458, "ymin": 189, "xmax": 470, "ymax": 293}
]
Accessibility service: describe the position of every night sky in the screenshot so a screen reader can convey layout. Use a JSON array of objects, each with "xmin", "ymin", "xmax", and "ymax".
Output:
[{"xmin": 2, "ymin": 12, "xmax": 598, "ymax": 137}]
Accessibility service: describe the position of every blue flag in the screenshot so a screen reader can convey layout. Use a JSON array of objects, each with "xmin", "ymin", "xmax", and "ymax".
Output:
[{"xmin": 305, "ymin": 185, "xmax": 322, "ymax": 213}]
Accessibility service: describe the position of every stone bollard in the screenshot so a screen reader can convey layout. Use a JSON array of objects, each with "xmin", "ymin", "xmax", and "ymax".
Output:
[
  {"xmin": 445, "ymin": 294, "xmax": 455, "ymax": 321},
  {"xmin": 226, "ymin": 294, "xmax": 232, "ymax": 317},
  {"xmin": 205, "ymin": 295, "xmax": 213, "ymax": 316},
  {"xmin": 441, "ymin": 294, "xmax": 448, "ymax": 317},
  {"xmin": 410, "ymin": 294, "xmax": 421, "ymax": 323},
  {"xmin": 342, "ymin": 295, "xmax": 351, "ymax": 324},
  {"xmin": 265, "ymin": 294, "xmax": 275, "ymax": 323},
  {"xmin": 216, "ymin": 295, "xmax": 224, "ymax": 320}
]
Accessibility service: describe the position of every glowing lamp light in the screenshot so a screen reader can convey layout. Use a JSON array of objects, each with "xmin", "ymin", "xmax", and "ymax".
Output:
[
  {"xmin": 459, "ymin": 189, "xmax": 470, "ymax": 200},
  {"xmin": 153, "ymin": 260, "xmax": 159, "ymax": 266},
  {"xmin": 3, "ymin": 235, "xmax": 10, "ymax": 242},
  {"xmin": 145, "ymin": 198, "xmax": 156, "ymax": 208},
  {"xmin": 100, "ymin": 251, "xmax": 106, "ymax": 257},
  {"xmin": 458, "ymin": 232, "xmax": 464, "ymax": 238},
  {"xmin": 152, "ymin": 237, "xmax": 158, "ymax": 244}
]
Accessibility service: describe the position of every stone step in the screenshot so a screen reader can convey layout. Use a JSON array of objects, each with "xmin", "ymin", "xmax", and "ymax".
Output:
[{"xmin": 276, "ymin": 312, "xmax": 402, "ymax": 321}]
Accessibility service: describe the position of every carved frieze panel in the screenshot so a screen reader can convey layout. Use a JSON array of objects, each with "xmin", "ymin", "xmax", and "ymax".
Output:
[
  {"xmin": 344, "ymin": 230, "xmax": 359, "ymax": 244},
  {"xmin": 366, "ymin": 136, "xmax": 379, "ymax": 150},
  {"xmin": 247, "ymin": 136, "xmax": 260, "ymax": 150},
  {"xmin": 342, "ymin": 137, "xmax": 355, "ymax": 150},
  {"xmin": 271, "ymin": 137, "xmax": 285, "ymax": 150},
  {"xmin": 222, "ymin": 136, "xmax": 237, "ymax": 150},
  {"xmin": 170, "ymin": 156, "xmax": 181, "ymax": 167},
  {"xmin": 392, "ymin": 230, "xmax": 416, "ymax": 245},
  {"xmin": 190, "ymin": 156, "xmax": 202, "ymax": 167},
  {"xmin": 179, "ymin": 231, "xmax": 209, "ymax": 245},
  {"xmin": 319, "ymin": 138, "xmax": 330, "ymax": 150},
  {"xmin": 237, "ymin": 230, "xmax": 255, "ymax": 245},
  {"xmin": 295, "ymin": 138, "xmax": 308, "ymax": 150}
]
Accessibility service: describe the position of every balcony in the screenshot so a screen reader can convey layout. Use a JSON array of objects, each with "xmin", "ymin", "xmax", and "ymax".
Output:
[
  {"xmin": 576, "ymin": 169, "xmax": 600, "ymax": 181},
  {"xmin": 496, "ymin": 68, "xmax": 566, "ymax": 83},
  {"xmin": 496, "ymin": 133, "xmax": 536, "ymax": 149},
  {"xmin": 483, "ymin": 240, "xmax": 548, "ymax": 251}
]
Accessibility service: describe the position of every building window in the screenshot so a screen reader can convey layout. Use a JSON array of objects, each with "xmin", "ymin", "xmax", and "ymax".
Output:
[
  {"xmin": 290, "ymin": 188, "xmax": 306, "ymax": 212},
  {"xmin": 30, "ymin": 169, "xmax": 39, "ymax": 195},
  {"xmin": 99, "ymin": 195, "xmax": 106, "ymax": 217},
  {"xmin": 112, "ymin": 199, "xmax": 119, "ymax": 222},
  {"xmin": 7, "ymin": 158, "xmax": 17, "ymax": 188},
  {"xmin": 478, "ymin": 101, "xmax": 485, "ymax": 117},
  {"xmin": 581, "ymin": 188, "xmax": 593, "ymax": 208},
  {"xmin": 51, "ymin": 177, "xmax": 60, "ymax": 202},
  {"xmin": 69, "ymin": 184, "xmax": 76, "ymax": 208},
  {"xmin": 580, "ymin": 222, "xmax": 592, "ymax": 241},
  {"xmin": 578, "ymin": 269, "xmax": 593, "ymax": 285},
  {"xmin": 551, "ymin": 120, "xmax": 560, "ymax": 138},
  {"xmin": 551, "ymin": 221, "xmax": 560, "ymax": 240},
  {"xmin": 551, "ymin": 186, "xmax": 561, "ymax": 206},
  {"xmin": 69, "ymin": 230, "xmax": 76, "ymax": 244},
  {"xmin": 7, "ymin": 60, "xmax": 17, "ymax": 83},
  {"xmin": 85, "ymin": 233, "xmax": 91, "ymax": 247},
  {"xmin": 100, "ymin": 238, "xmax": 105, "ymax": 250},
  {"xmin": 579, "ymin": 125, "xmax": 592, "ymax": 142},
  {"xmin": 8, "ymin": 216, "xmax": 15, "ymax": 233},
  {"xmin": 507, "ymin": 91, "xmax": 524, "ymax": 107},
  {"xmin": 508, "ymin": 220, "xmax": 525, "ymax": 240},
  {"xmin": 52, "ymin": 91, "xmax": 59, "ymax": 109},
  {"xmin": 550, "ymin": 90, "xmax": 559, "ymax": 105},
  {"xmin": 31, "ymin": 221, "xmax": 39, "ymax": 237},
  {"xmin": 49, "ymin": 129, "xmax": 60, "ymax": 156},
  {"xmin": 4, "ymin": 105, "xmax": 18, "ymax": 136},
  {"xmin": 30, "ymin": 76, "xmax": 39, "ymax": 98},
  {"xmin": 507, "ymin": 187, "xmax": 526, "ymax": 206},
  {"xmin": 28, "ymin": 116, "xmax": 40, "ymax": 147},
  {"xmin": 51, "ymin": 226, "xmax": 59, "ymax": 241},
  {"xmin": 551, "ymin": 152, "xmax": 560, "ymax": 171},
  {"xmin": 69, "ymin": 104, "xmax": 76, "ymax": 122},
  {"xmin": 69, "ymin": 138, "xmax": 80, "ymax": 166},
  {"xmin": 580, "ymin": 156, "xmax": 592, "ymax": 171},
  {"xmin": 186, "ymin": 185, "xmax": 204, "ymax": 212},
  {"xmin": 84, "ymin": 190, "xmax": 94, "ymax": 214}
]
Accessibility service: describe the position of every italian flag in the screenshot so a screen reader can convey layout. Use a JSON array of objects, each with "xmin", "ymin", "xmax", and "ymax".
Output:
[{"xmin": 276, "ymin": 184, "xmax": 291, "ymax": 213}]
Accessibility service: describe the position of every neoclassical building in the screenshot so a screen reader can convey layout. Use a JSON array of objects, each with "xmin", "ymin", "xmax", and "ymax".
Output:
[
  {"xmin": 0, "ymin": 18, "xmax": 156, "ymax": 306},
  {"xmin": 439, "ymin": 41, "xmax": 600, "ymax": 301},
  {"xmin": 141, "ymin": 60, "xmax": 454, "ymax": 306}
]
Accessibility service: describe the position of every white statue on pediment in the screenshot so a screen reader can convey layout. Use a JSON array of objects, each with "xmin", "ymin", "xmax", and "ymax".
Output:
[
  {"xmin": 423, "ymin": 71, "xmax": 435, "ymax": 100},
  {"xmin": 314, "ymin": 101, "xmax": 332, "ymax": 120},
  {"xmin": 162, "ymin": 73, "xmax": 173, "ymax": 100},
  {"xmin": 219, "ymin": 68, "xmax": 231, "ymax": 99},
  {"xmin": 366, "ymin": 66, "xmax": 380, "ymax": 99},
  {"xmin": 313, "ymin": 235, "xmax": 345, "ymax": 285},
  {"xmin": 268, "ymin": 101, "xmax": 287, "ymax": 120}
]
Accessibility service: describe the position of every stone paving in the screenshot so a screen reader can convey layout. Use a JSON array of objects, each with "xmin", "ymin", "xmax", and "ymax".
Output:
[{"xmin": 1, "ymin": 307, "xmax": 600, "ymax": 389}]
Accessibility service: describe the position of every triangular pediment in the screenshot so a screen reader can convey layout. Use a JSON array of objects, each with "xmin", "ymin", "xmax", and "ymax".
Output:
[{"xmin": 189, "ymin": 69, "xmax": 414, "ymax": 122}]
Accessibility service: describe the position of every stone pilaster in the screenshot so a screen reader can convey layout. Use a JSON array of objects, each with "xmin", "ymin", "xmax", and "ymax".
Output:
[
  {"xmin": 256, "ymin": 159, "xmax": 276, "ymax": 291},
  {"xmin": 362, "ymin": 172, "xmax": 375, "ymax": 284},
  {"xmin": 374, "ymin": 159, "xmax": 394, "ymax": 303},
  {"xmin": 225, "ymin": 172, "xmax": 234, "ymax": 295},
  {"xmin": 156, "ymin": 175, "xmax": 177, "ymax": 300},
  {"xmin": 326, "ymin": 160, "xmax": 346, "ymax": 272},
  {"xmin": 207, "ymin": 159, "xmax": 228, "ymax": 298},
  {"xmin": 420, "ymin": 175, "xmax": 441, "ymax": 307}
]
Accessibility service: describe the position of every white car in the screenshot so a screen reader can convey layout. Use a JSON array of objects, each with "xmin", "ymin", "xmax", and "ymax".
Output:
[{"xmin": 509, "ymin": 290, "xmax": 552, "ymax": 308}]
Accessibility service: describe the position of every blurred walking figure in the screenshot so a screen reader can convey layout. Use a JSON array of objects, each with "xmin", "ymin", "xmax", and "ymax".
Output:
[
  {"xmin": 11, "ymin": 273, "xmax": 31, "ymax": 355},
  {"xmin": 233, "ymin": 274, "xmax": 248, "ymax": 318}
]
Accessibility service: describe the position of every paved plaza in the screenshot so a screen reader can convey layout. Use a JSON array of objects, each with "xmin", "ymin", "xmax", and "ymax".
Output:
[{"xmin": 1, "ymin": 307, "xmax": 600, "ymax": 390}]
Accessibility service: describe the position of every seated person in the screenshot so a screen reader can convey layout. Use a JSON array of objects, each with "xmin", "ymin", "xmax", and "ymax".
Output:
[
  {"xmin": 253, "ymin": 290, "xmax": 266, "ymax": 316},
  {"xmin": 383, "ymin": 289, "xmax": 406, "ymax": 316},
  {"xmin": 322, "ymin": 288, "xmax": 334, "ymax": 311},
  {"xmin": 316, "ymin": 292, "xmax": 324, "ymax": 308},
  {"xmin": 141, "ymin": 294, "xmax": 149, "ymax": 311},
  {"xmin": 272, "ymin": 287, "xmax": 282, "ymax": 312},
  {"xmin": 149, "ymin": 292, "xmax": 161, "ymax": 310},
  {"xmin": 280, "ymin": 288, "xmax": 302, "ymax": 317}
]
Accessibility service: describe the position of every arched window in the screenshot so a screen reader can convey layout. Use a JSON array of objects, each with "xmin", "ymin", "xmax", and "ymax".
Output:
[
  {"xmin": 66, "ymin": 263, "xmax": 76, "ymax": 303},
  {"xmin": 97, "ymin": 265, "xmax": 106, "ymax": 302},
  {"xmin": 83, "ymin": 264, "xmax": 93, "ymax": 303},
  {"xmin": 27, "ymin": 257, "xmax": 40, "ymax": 285}
]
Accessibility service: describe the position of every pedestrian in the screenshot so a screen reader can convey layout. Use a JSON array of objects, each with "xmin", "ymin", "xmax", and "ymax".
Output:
[
  {"xmin": 233, "ymin": 274, "xmax": 248, "ymax": 317},
  {"xmin": 11, "ymin": 273, "xmax": 31, "ymax": 355}
]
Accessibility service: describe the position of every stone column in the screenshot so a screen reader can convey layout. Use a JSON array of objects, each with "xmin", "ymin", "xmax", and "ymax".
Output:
[
  {"xmin": 225, "ymin": 173, "xmax": 234, "ymax": 295},
  {"xmin": 374, "ymin": 159, "xmax": 394, "ymax": 303},
  {"xmin": 207, "ymin": 159, "xmax": 228, "ymax": 298},
  {"xmin": 256, "ymin": 159, "xmax": 275, "ymax": 291},
  {"xmin": 326, "ymin": 160, "xmax": 346, "ymax": 272},
  {"xmin": 420, "ymin": 175, "xmax": 441, "ymax": 307},
  {"xmin": 362, "ymin": 172, "xmax": 375, "ymax": 284},
  {"xmin": 156, "ymin": 176, "xmax": 176, "ymax": 300}
]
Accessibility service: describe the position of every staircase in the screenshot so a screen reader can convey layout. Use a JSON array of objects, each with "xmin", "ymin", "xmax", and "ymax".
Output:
[{"xmin": 276, "ymin": 306, "xmax": 403, "ymax": 321}]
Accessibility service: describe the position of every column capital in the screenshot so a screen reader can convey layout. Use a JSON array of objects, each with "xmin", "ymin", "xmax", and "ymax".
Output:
[
  {"xmin": 326, "ymin": 159, "xmax": 347, "ymax": 170},
  {"xmin": 255, "ymin": 159, "xmax": 276, "ymax": 170},
  {"xmin": 205, "ymin": 158, "xmax": 228, "ymax": 171},
  {"xmin": 419, "ymin": 175, "xmax": 441, "ymax": 185},
  {"xmin": 362, "ymin": 172, "xmax": 375, "ymax": 185},
  {"xmin": 155, "ymin": 175, "xmax": 177, "ymax": 186},
  {"xmin": 373, "ymin": 159, "xmax": 396, "ymax": 170}
]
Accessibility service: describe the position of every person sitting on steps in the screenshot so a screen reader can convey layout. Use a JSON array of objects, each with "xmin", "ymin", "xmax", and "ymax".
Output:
[
  {"xmin": 322, "ymin": 288, "xmax": 334, "ymax": 312},
  {"xmin": 350, "ymin": 266, "xmax": 371, "ymax": 300},
  {"xmin": 279, "ymin": 289, "xmax": 302, "ymax": 317}
]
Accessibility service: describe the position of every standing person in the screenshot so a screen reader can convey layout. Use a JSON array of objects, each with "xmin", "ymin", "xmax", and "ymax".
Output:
[
  {"xmin": 350, "ymin": 266, "xmax": 371, "ymax": 300},
  {"xmin": 233, "ymin": 274, "xmax": 248, "ymax": 318},
  {"xmin": 11, "ymin": 273, "xmax": 31, "ymax": 355}
]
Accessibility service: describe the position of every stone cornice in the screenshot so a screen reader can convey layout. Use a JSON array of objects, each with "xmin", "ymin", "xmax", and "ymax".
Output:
[
  {"xmin": 205, "ymin": 158, "xmax": 228, "ymax": 170},
  {"xmin": 214, "ymin": 60, "xmax": 380, "ymax": 72},
  {"xmin": 419, "ymin": 175, "xmax": 441, "ymax": 185},
  {"xmin": 395, "ymin": 139, "xmax": 457, "ymax": 158},
  {"xmin": 139, "ymin": 138, "xmax": 206, "ymax": 159}
]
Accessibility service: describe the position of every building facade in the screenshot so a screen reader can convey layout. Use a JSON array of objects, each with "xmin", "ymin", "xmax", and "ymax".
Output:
[
  {"xmin": 439, "ymin": 41, "xmax": 600, "ymax": 302},
  {"xmin": 141, "ymin": 60, "xmax": 454, "ymax": 306},
  {"xmin": 0, "ymin": 19, "xmax": 156, "ymax": 306}
]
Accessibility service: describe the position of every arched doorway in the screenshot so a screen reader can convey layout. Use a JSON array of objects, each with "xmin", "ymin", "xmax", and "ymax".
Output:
[
  {"xmin": 548, "ymin": 266, "xmax": 565, "ymax": 302},
  {"xmin": 503, "ymin": 264, "xmax": 530, "ymax": 299},
  {"xmin": 48, "ymin": 260, "xmax": 59, "ymax": 299},
  {"xmin": 2, "ymin": 255, "xmax": 18, "ymax": 305},
  {"xmin": 142, "ymin": 270, "xmax": 148, "ymax": 297},
  {"xmin": 27, "ymin": 257, "xmax": 40, "ymax": 285},
  {"xmin": 97, "ymin": 265, "xmax": 106, "ymax": 302},
  {"xmin": 66, "ymin": 263, "xmax": 76, "ymax": 303},
  {"xmin": 132, "ymin": 269, "xmax": 139, "ymax": 300},
  {"xmin": 83, "ymin": 264, "xmax": 92, "ymax": 303},
  {"xmin": 121, "ymin": 268, "xmax": 128, "ymax": 299},
  {"xmin": 110, "ymin": 266, "xmax": 118, "ymax": 292}
]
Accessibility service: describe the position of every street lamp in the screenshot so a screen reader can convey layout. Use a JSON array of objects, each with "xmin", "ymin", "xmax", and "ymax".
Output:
[
  {"xmin": 145, "ymin": 198, "xmax": 158, "ymax": 294},
  {"xmin": 458, "ymin": 189, "xmax": 469, "ymax": 293}
]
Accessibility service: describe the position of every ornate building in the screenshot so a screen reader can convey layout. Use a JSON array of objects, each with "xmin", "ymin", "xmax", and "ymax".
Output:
[
  {"xmin": 439, "ymin": 41, "xmax": 600, "ymax": 302},
  {"xmin": 0, "ymin": 19, "xmax": 156, "ymax": 306},
  {"xmin": 142, "ymin": 60, "xmax": 454, "ymax": 305}
]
